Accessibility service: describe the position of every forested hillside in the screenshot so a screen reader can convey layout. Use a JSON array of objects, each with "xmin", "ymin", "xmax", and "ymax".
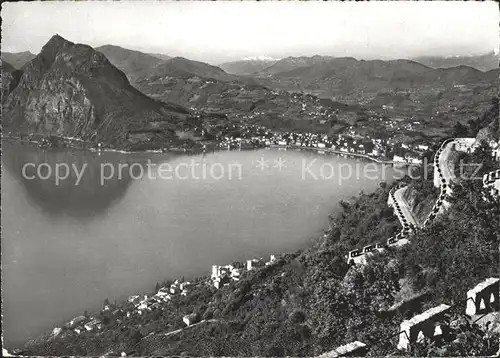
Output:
[{"xmin": 22, "ymin": 103, "xmax": 500, "ymax": 357}]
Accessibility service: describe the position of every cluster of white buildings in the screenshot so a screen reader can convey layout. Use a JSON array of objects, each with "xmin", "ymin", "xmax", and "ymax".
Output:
[
  {"xmin": 392, "ymin": 143, "xmax": 430, "ymax": 165},
  {"xmin": 264, "ymin": 131, "xmax": 381, "ymax": 157},
  {"xmin": 211, "ymin": 264, "xmax": 242, "ymax": 289},
  {"xmin": 392, "ymin": 154, "xmax": 421, "ymax": 165},
  {"xmin": 57, "ymin": 278, "xmax": 197, "ymax": 338},
  {"xmin": 127, "ymin": 279, "xmax": 191, "ymax": 315},
  {"xmin": 264, "ymin": 131, "xmax": 434, "ymax": 165},
  {"xmin": 211, "ymin": 117, "xmax": 441, "ymax": 165},
  {"xmin": 210, "ymin": 255, "xmax": 277, "ymax": 289},
  {"xmin": 56, "ymin": 314, "xmax": 105, "ymax": 337}
]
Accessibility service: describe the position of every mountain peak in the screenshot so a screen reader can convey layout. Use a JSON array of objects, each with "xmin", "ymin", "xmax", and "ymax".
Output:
[
  {"xmin": 169, "ymin": 56, "xmax": 193, "ymax": 63},
  {"xmin": 38, "ymin": 34, "xmax": 74, "ymax": 68},
  {"xmin": 45, "ymin": 34, "xmax": 73, "ymax": 48},
  {"xmin": 3, "ymin": 37, "xmax": 189, "ymax": 149}
]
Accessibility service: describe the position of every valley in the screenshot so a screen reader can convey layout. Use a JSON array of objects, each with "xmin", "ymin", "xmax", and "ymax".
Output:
[{"xmin": 3, "ymin": 38, "xmax": 497, "ymax": 158}]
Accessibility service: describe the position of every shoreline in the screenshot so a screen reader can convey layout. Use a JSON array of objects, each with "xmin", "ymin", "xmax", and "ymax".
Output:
[
  {"xmin": 3, "ymin": 138, "xmax": 412, "ymax": 352},
  {"xmin": 269, "ymin": 144, "xmax": 397, "ymax": 164},
  {"xmin": 3, "ymin": 138, "xmax": 392, "ymax": 349},
  {"xmin": 2, "ymin": 136, "xmax": 400, "ymax": 165}
]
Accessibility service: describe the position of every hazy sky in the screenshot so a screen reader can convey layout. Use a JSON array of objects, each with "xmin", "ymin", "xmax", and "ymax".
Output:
[{"xmin": 2, "ymin": 1, "xmax": 498, "ymax": 64}]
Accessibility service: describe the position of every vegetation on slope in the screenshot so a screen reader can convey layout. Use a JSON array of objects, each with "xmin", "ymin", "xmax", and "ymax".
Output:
[
  {"xmin": 22, "ymin": 168, "xmax": 499, "ymax": 356},
  {"xmin": 402, "ymin": 164, "xmax": 439, "ymax": 225},
  {"xmin": 21, "ymin": 103, "xmax": 500, "ymax": 357}
]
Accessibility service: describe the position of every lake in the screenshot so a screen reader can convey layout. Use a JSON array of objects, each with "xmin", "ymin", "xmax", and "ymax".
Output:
[{"xmin": 1, "ymin": 141, "xmax": 399, "ymax": 347}]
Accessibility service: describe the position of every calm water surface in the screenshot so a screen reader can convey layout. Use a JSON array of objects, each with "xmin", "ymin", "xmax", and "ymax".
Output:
[{"xmin": 1, "ymin": 141, "xmax": 397, "ymax": 347}]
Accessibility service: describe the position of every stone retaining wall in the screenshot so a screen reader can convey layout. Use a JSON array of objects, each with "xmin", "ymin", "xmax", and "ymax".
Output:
[
  {"xmin": 397, "ymin": 304, "xmax": 450, "ymax": 351},
  {"xmin": 466, "ymin": 277, "xmax": 500, "ymax": 316}
]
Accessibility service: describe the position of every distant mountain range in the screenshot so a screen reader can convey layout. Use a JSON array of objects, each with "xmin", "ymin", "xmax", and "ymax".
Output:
[
  {"xmin": 255, "ymin": 55, "xmax": 495, "ymax": 84},
  {"xmin": 1, "ymin": 51, "xmax": 36, "ymax": 69},
  {"xmin": 95, "ymin": 45, "xmax": 167, "ymax": 82},
  {"xmin": 412, "ymin": 51, "xmax": 499, "ymax": 72},
  {"xmin": 95, "ymin": 45, "xmax": 242, "ymax": 84},
  {"xmin": 220, "ymin": 51, "xmax": 498, "ymax": 78},
  {"xmin": 2, "ymin": 35, "xmax": 190, "ymax": 149},
  {"xmin": 254, "ymin": 55, "xmax": 498, "ymax": 100},
  {"xmin": 82, "ymin": 46, "xmax": 496, "ymax": 134},
  {"xmin": 147, "ymin": 52, "xmax": 171, "ymax": 61},
  {"xmin": 219, "ymin": 58, "xmax": 278, "ymax": 76},
  {"xmin": 256, "ymin": 55, "xmax": 337, "ymax": 76},
  {"xmin": 2, "ymin": 39, "xmax": 498, "ymax": 146},
  {"xmin": 145, "ymin": 56, "xmax": 239, "ymax": 82}
]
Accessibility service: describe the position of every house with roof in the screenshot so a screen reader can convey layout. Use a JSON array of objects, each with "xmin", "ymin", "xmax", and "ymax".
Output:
[
  {"xmin": 214, "ymin": 274, "xmax": 231, "ymax": 289},
  {"xmin": 392, "ymin": 155, "xmax": 406, "ymax": 163},
  {"xmin": 67, "ymin": 315, "xmax": 86, "ymax": 329},
  {"xmin": 183, "ymin": 312, "xmax": 200, "ymax": 327},
  {"xmin": 247, "ymin": 258, "xmax": 266, "ymax": 270},
  {"xmin": 265, "ymin": 254, "xmax": 277, "ymax": 265},
  {"xmin": 84, "ymin": 319, "xmax": 102, "ymax": 331},
  {"xmin": 405, "ymin": 154, "xmax": 422, "ymax": 165},
  {"xmin": 128, "ymin": 295, "xmax": 140, "ymax": 303}
]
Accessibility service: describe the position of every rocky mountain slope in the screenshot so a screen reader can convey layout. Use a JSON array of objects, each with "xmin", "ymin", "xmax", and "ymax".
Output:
[
  {"xmin": 1, "ymin": 60, "xmax": 23, "ymax": 103},
  {"xmin": 1, "ymin": 51, "xmax": 36, "ymax": 69},
  {"xmin": 2, "ymin": 35, "xmax": 190, "ymax": 149}
]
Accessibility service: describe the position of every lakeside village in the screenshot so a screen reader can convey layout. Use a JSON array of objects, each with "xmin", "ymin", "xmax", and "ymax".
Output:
[
  {"xmin": 216, "ymin": 123, "xmax": 429, "ymax": 165},
  {"xmin": 50, "ymin": 255, "xmax": 278, "ymax": 338},
  {"xmin": 3, "ymin": 121, "xmax": 429, "ymax": 165}
]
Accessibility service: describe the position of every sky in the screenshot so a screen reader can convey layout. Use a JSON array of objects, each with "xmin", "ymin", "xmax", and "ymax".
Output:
[{"xmin": 1, "ymin": 1, "xmax": 498, "ymax": 64}]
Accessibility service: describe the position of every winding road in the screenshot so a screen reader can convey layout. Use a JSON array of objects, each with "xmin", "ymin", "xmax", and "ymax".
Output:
[
  {"xmin": 393, "ymin": 186, "xmax": 418, "ymax": 227},
  {"xmin": 348, "ymin": 138, "xmax": 478, "ymax": 264},
  {"xmin": 434, "ymin": 139, "xmax": 457, "ymax": 190}
]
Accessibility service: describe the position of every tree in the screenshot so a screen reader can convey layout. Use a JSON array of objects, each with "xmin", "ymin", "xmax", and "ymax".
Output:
[
  {"xmin": 452, "ymin": 121, "xmax": 469, "ymax": 137},
  {"xmin": 128, "ymin": 328, "xmax": 142, "ymax": 345}
]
